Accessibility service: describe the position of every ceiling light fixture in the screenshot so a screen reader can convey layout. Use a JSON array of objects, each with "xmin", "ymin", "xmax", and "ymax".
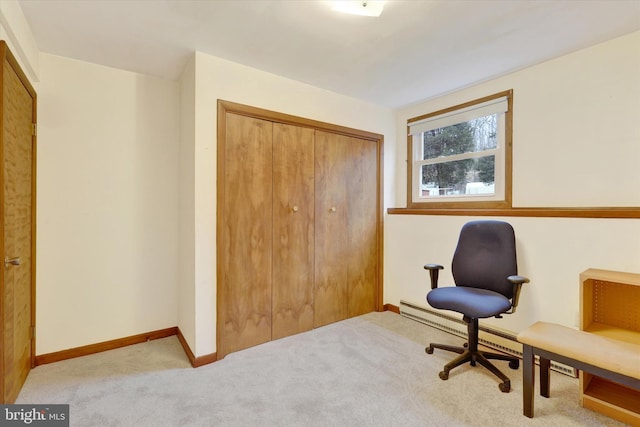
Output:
[{"xmin": 332, "ymin": 1, "xmax": 385, "ymax": 17}]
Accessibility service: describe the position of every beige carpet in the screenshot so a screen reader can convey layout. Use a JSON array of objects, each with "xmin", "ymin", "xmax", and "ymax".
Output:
[{"xmin": 17, "ymin": 311, "xmax": 624, "ymax": 426}]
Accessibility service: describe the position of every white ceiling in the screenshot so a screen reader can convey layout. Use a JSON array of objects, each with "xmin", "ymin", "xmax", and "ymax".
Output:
[{"xmin": 17, "ymin": 0, "xmax": 640, "ymax": 108}]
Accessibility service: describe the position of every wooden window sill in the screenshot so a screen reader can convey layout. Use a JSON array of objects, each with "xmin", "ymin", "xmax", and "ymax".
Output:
[{"xmin": 387, "ymin": 207, "xmax": 640, "ymax": 219}]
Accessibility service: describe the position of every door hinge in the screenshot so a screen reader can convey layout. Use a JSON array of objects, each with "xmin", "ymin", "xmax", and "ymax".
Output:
[
  {"xmin": 31, "ymin": 325, "xmax": 35, "ymax": 340},
  {"xmin": 32, "ymin": 123, "xmax": 37, "ymax": 136}
]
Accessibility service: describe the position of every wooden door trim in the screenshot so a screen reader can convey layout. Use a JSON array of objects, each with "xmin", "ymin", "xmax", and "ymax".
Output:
[
  {"xmin": 216, "ymin": 100, "xmax": 384, "ymax": 358},
  {"xmin": 216, "ymin": 101, "xmax": 226, "ymax": 358},
  {"xmin": 218, "ymin": 100, "xmax": 383, "ymax": 142},
  {"xmin": 0, "ymin": 40, "xmax": 37, "ymax": 403}
]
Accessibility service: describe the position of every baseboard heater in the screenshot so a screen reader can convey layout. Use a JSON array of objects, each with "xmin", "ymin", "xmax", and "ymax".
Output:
[{"xmin": 399, "ymin": 300, "xmax": 577, "ymax": 377}]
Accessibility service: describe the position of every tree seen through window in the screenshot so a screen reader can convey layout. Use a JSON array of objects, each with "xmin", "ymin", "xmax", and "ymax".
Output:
[{"xmin": 421, "ymin": 115, "xmax": 497, "ymax": 196}]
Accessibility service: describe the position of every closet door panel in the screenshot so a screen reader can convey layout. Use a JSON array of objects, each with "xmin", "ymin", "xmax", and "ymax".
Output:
[
  {"xmin": 347, "ymin": 136, "xmax": 379, "ymax": 317},
  {"xmin": 272, "ymin": 123, "xmax": 315, "ymax": 340},
  {"xmin": 1, "ymin": 44, "xmax": 36, "ymax": 403},
  {"xmin": 220, "ymin": 113, "xmax": 273, "ymax": 356},
  {"xmin": 314, "ymin": 131, "xmax": 349, "ymax": 327}
]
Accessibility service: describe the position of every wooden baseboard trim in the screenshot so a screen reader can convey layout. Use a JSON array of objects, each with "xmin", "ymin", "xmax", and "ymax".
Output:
[
  {"xmin": 175, "ymin": 327, "xmax": 217, "ymax": 368},
  {"xmin": 384, "ymin": 303, "xmax": 400, "ymax": 314},
  {"xmin": 35, "ymin": 327, "xmax": 178, "ymax": 366}
]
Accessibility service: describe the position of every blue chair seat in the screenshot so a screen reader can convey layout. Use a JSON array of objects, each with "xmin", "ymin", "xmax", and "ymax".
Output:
[{"xmin": 427, "ymin": 286, "xmax": 512, "ymax": 319}]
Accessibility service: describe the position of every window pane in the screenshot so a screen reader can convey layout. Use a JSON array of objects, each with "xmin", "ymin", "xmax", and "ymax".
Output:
[
  {"xmin": 421, "ymin": 155, "xmax": 495, "ymax": 197},
  {"xmin": 422, "ymin": 114, "xmax": 497, "ymax": 160}
]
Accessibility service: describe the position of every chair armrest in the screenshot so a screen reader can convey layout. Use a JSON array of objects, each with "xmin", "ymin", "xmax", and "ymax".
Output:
[
  {"xmin": 424, "ymin": 264, "xmax": 444, "ymax": 290},
  {"xmin": 507, "ymin": 275, "xmax": 530, "ymax": 314},
  {"xmin": 508, "ymin": 275, "xmax": 530, "ymax": 285}
]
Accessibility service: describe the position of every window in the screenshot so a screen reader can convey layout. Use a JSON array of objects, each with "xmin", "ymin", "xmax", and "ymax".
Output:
[{"xmin": 407, "ymin": 90, "xmax": 512, "ymax": 209}]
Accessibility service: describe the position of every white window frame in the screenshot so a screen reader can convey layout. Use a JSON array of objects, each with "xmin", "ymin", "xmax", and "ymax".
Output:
[{"xmin": 406, "ymin": 90, "xmax": 513, "ymax": 209}]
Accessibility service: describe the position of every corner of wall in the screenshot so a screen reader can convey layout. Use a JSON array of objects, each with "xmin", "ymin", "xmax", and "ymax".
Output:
[
  {"xmin": 177, "ymin": 51, "xmax": 197, "ymax": 354},
  {"xmin": 0, "ymin": 0, "xmax": 40, "ymax": 82}
]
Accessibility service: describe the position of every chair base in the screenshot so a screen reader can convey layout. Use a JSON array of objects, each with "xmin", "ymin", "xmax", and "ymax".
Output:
[{"xmin": 425, "ymin": 318, "xmax": 519, "ymax": 393}]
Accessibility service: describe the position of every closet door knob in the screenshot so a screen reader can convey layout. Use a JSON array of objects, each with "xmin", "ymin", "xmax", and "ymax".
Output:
[
  {"xmin": 4, "ymin": 256, "xmax": 21, "ymax": 267},
  {"xmin": 292, "ymin": 206, "xmax": 299, "ymax": 212},
  {"xmin": 330, "ymin": 206, "xmax": 337, "ymax": 212}
]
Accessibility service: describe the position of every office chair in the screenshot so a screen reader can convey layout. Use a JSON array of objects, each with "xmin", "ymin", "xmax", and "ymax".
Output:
[{"xmin": 424, "ymin": 220, "xmax": 530, "ymax": 393}]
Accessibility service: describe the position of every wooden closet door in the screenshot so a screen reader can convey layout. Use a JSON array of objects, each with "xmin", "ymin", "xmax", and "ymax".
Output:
[
  {"xmin": 346, "ymin": 136, "xmax": 378, "ymax": 317},
  {"xmin": 314, "ymin": 131, "xmax": 349, "ymax": 327},
  {"xmin": 314, "ymin": 131, "xmax": 379, "ymax": 327},
  {"xmin": 217, "ymin": 100, "xmax": 382, "ymax": 357},
  {"xmin": 219, "ymin": 113, "xmax": 273, "ymax": 357},
  {"xmin": 272, "ymin": 123, "xmax": 315, "ymax": 340},
  {"xmin": 1, "ymin": 42, "xmax": 36, "ymax": 404}
]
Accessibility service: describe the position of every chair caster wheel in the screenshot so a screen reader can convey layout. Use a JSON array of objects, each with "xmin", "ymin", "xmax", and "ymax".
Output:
[
  {"xmin": 425, "ymin": 346, "xmax": 434, "ymax": 354},
  {"xmin": 509, "ymin": 360, "xmax": 519, "ymax": 369},
  {"xmin": 439, "ymin": 371, "xmax": 449, "ymax": 380},
  {"xmin": 499, "ymin": 382, "xmax": 511, "ymax": 393},
  {"xmin": 463, "ymin": 342, "xmax": 469, "ymax": 348}
]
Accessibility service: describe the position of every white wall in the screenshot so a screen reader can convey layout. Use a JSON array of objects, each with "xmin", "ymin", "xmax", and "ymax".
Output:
[
  {"xmin": 178, "ymin": 55, "xmax": 196, "ymax": 352},
  {"xmin": 386, "ymin": 215, "xmax": 640, "ymax": 332},
  {"xmin": 387, "ymin": 31, "xmax": 640, "ymax": 333},
  {"xmin": 35, "ymin": 54, "xmax": 181, "ymax": 354},
  {"xmin": 180, "ymin": 52, "xmax": 396, "ymax": 356}
]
